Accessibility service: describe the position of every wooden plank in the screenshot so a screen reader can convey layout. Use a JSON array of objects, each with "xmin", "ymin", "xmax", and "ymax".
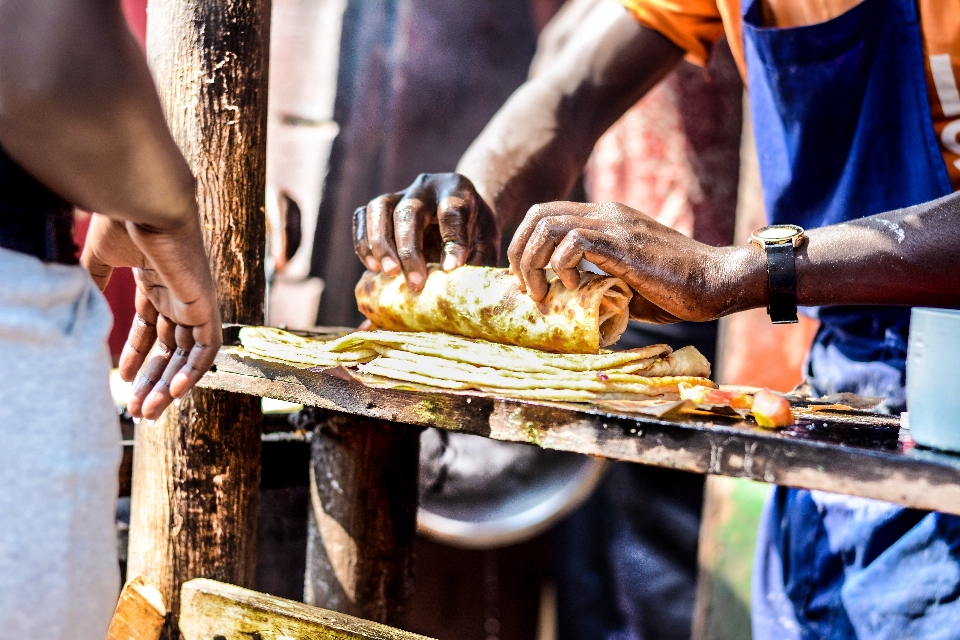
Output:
[
  {"xmin": 197, "ymin": 347, "xmax": 960, "ymax": 516},
  {"xmin": 106, "ymin": 576, "xmax": 167, "ymax": 640},
  {"xmin": 305, "ymin": 411, "xmax": 420, "ymax": 625},
  {"xmin": 126, "ymin": 1, "xmax": 270, "ymax": 637},
  {"xmin": 179, "ymin": 578, "xmax": 435, "ymax": 640}
]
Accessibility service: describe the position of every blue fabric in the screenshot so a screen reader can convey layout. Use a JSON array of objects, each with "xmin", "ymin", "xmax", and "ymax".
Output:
[
  {"xmin": 741, "ymin": 0, "xmax": 959, "ymax": 637},
  {"xmin": 743, "ymin": 0, "xmax": 951, "ymax": 227},
  {"xmin": 807, "ymin": 307, "xmax": 911, "ymax": 411}
]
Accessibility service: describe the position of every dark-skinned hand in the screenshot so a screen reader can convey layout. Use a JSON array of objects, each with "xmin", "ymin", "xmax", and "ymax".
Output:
[
  {"xmin": 353, "ymin": 172, "xmax": 500, "ymax": 290},
  {"xmin": 81, "ymin": 213, "xmax": 222, "ymax": 420},
  {"xmin": 509, "ymin": 201, "xmax": 759, "ymax": 324}
]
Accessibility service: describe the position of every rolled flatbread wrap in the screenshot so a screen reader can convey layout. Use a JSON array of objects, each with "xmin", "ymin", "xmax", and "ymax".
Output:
[{"xmin": 355, "ymin": 265, "xmax": 632, "ymax": 353}]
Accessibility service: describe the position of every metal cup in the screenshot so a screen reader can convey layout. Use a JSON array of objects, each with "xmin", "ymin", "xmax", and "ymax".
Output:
[{"xmin": 906, "ymin": 308, "xmax": 960, "ymax": 452}]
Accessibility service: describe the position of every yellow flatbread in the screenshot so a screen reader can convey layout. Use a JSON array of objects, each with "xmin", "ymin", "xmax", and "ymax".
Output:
[
  {"xmin": 238, "ymin": 327, "xmax": 713, "ymax": 402},
  {"xmin": 240, "ymin": 327, "xmax": 676, "ymax": 373},
  {"xmin": 355, "ymin": 265, "xmax": 632, "ymax": 353}
]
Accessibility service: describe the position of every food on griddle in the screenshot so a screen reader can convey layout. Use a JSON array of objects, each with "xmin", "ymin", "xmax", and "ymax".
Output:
[
  {"xmin": 239, "ymin": 327, "xmax": 714, "ymax": 403},
  {"xmin": 679, "ymin": 383, "xmax": 794, "ymax": 428},
  {"xmin": 751, "ymin": 390, "xmax": 794, "ymax": 428},
  {"xmin": 355, "ymin": 265, "xmax": 632, "ymax": 354}
]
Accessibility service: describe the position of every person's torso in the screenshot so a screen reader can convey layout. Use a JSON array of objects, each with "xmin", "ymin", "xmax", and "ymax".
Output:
[
  {"xmin": 718, "ymin": 0, "xmax": 960, "ymax": 193},
  {"xmin": 0, "ymin": 146, "xmax": 75, "ymax": 263}
]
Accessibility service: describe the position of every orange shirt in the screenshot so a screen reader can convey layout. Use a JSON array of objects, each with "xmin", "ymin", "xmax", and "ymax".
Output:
[{"xmin": 618, "ymin": 0, "xmax": 960, "ymax": 189}]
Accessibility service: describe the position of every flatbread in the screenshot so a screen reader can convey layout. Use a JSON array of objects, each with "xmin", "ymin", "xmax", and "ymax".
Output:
[
  {"xmin": 355, "ymin": 265, "xmax": 632, "ymax": 353},
  {"xmin": 241, "ymin": 327, "xmax": 677, "ymax": 373},
  {"xmin": 238, "ymin": 327, "xmax": 713, "ymax": 402}
]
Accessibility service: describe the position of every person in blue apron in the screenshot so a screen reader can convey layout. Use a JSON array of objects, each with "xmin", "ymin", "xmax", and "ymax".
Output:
[
  {"xmin": 351, "ymin": 0, "xmax": 960, "ymax": 636},
  {"xmin": 741, "ymin": 0, "xmax": 960, "ymax": 637}
]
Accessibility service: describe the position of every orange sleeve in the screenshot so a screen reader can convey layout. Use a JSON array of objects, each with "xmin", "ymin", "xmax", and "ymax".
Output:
[{"xmin": 617, "ymin": 0, "xmax": 726, "ymax": 66}]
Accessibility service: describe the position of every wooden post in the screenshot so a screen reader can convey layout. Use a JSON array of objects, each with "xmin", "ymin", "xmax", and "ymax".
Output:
[
  {"xmin": 305, "ymin": 410, "xmax": 421, "ymax": 626},
  {"xmin": 126, "ymin": 0, "xmax": 270, "ymax": 637}
]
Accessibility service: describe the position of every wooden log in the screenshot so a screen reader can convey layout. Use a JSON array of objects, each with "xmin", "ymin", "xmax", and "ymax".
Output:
[
  {"xmin": 305, "ymin": 410, "xmax": 421, "ymax": 626},
  {"xmin": 126, "ymin": 0, "xmax": 270, "ymax": 637},
  {"xmin": 107, "ymin": 576, "xmax": 168, "ymax": 640},
  {"xmin": 179, "ymin": 578, "xmax": 435, "ymax": 640}
]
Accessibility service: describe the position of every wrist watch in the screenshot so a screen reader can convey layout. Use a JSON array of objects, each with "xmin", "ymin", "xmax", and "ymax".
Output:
[{"xmin": 749, "ymin": 224, "xmax": 806, "ymax": 324}]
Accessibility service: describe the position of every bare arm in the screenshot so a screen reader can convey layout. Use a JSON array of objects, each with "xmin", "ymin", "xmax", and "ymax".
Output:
[
  {"xmin": 456, "ymin": 1, "xmax": 683, "ymax": 231},
  {"xmin": 0, "ymin": 0, "xmax": 196, "ymax": 228},
  {"xmin": 508, "ymin": 193, "xmax": 960, "ymax": 323},
  {"xmin": 354, "ymin": 0, "xmax": 684, "ymax": 289},
  {"xmin": 0, "ymin": 0, "xmax": 221, "ymax": 419}
]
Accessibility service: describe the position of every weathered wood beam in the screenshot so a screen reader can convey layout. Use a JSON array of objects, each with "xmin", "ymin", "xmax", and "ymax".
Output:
[
  {"xmin": 197, "ymin": 347, "xmax": 960, "ymax": 516},
  {"xmin": 179, "ymin": 578, "xmax": 435, "ymax": 640},
  {"xmin": 304, "ymin": 411, "xmax": 421, "ymax": 625},
  {"xmin": 127, "ymin": 1, "xmax": 270, "ymax": 637}
]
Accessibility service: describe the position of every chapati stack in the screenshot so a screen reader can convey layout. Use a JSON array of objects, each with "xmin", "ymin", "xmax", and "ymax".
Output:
[{"xmin": 239, "ymin": 327, "xmax": 713, "ymax": 402}]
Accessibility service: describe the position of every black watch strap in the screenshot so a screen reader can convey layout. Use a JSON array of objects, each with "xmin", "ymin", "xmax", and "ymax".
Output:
[{"xmin": 765, "ymin": 242, "xmax": 798, "ymax": 324}]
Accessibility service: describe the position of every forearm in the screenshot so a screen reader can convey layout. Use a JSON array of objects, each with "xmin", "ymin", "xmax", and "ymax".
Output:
[
  {"xmin": 457, "ymin": 3, "xmax": 683, "ymax": 231},
  {"xmin": 727, "ymin": 192, "xmax": 960, "ymax": 314},
  {"xmin": 456, "ymin": 81, "xmax": 588, "ymax": 232},
  {"xmin": 0, "ymin": 0, "xmax": 197, "ymax": 231}
]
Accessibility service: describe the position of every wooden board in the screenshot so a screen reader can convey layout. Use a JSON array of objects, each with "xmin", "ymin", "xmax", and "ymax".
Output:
[
  {"xmin": 179, "ymin": 578, "xmax": 435, "ymax": 639},
  {"xmin": 106, "ymin": 576, "xmax": 167, "ymax": 640},
  {"xmin": 198, "ymin": 345, "xmax": 960, "ymax": 516}
]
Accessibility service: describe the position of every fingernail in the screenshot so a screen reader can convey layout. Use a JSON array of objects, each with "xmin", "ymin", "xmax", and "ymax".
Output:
[
  {"xmin": 174, "ymin": 397, "xmax": 182, "ymax": 407},
  {"xmin": 381, "ymin": 257, "xmax": 400, "ymax": 274},
  {"xmin": 442, "ymin": 254, "xmax": 459, "ymax": 271},
  {"xmin": 364, "ymin": 257, "xmax": 380, "ymax": 271},
  {"xmin": 408, "ymin": 271, "xmax": 424, "ymax": 290}
]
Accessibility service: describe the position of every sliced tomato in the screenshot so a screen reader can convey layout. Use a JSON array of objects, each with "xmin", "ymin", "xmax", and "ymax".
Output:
[
  {"xmin": 679, "ymin": 384, "xmax": 753, "ymax": 409},
  {"xmin": 751, "ymin": 390, "xmax": 793, "ymax": 428}
]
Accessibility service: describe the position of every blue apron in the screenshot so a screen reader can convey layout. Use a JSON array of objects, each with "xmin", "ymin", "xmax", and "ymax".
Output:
[{"xmin": 740, "ymin": 0, "xmax": 960, "ymax": 637}]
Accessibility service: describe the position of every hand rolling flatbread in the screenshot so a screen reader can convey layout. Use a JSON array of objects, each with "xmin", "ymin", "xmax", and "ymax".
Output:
[
  {"xmin": 355, "ymin": 265, "xmax": 632, "ymax": 353},
  {"xmin": 238, "ymin": 327, "xmax": 714, "ymax": 403}
]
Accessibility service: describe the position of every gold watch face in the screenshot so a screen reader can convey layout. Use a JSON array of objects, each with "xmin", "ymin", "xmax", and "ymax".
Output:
[{"xmin": 751, "ymin": 224, "xmax": 805, "ymax": 246}]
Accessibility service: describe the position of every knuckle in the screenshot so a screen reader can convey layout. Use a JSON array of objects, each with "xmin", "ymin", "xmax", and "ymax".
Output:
[
  {"xmin": 533, "ymin": 216, "xmax": 558, "ymax": 237},
  {"xmin": 396, "ymin": 243, "xmax": 421, "ymax": 262},
  {"xmin": 443, "ymin": 240, "xmax": 466, "ymax": 256},
  {"xmin": 438, "ymin": 209, "xmax": 467, "ymax": 231},
  {"xmin": 438, "ymin": 196, "xmax": 468, "ymax": 215},
  {"xmin": 526, "ymin": 203, "xmax": 546, "ymax": 220},
  {"xmin": 369, "ymin": 238, "xmax": 394, "ymax": 257},
  {"xmin": 394, "ymin": 200, "xmax": 419, "ymax": 222},
  {"xmin": 370, "ymin": 194, "xmax": 392, "ymax": 209},
  {"xmin": 519, "ymin": 249, "xmax": 537, "ymax": 272}
]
